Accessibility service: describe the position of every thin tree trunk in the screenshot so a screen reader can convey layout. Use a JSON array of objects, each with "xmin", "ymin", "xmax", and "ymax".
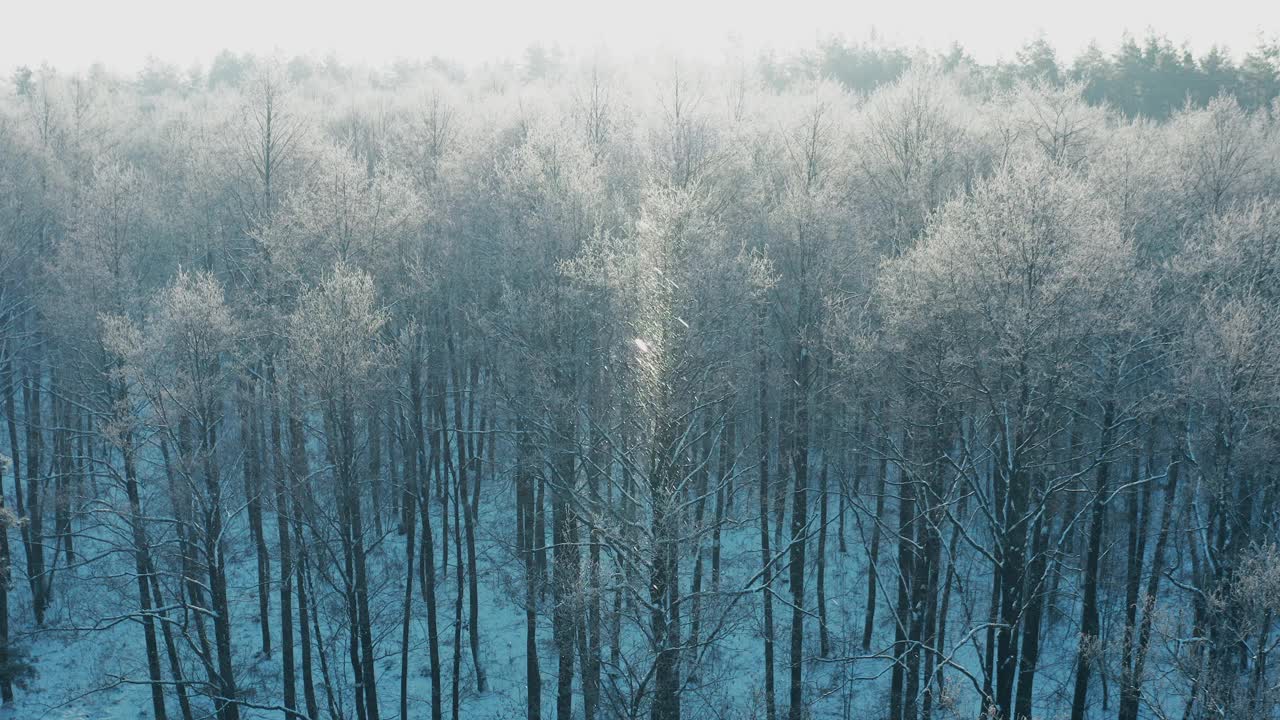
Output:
[
  {"xmin": 712, "ymin": 403, "xmax": 732, "ymax": 592},
  {"xmin": 288, "ymin": 378, "xmax": 320, "ymax": 720},
  {"xmin": 445, "ymin": 334, "xmax": 486, "ymax": 694},
  {"xmin": 22, "ymin": 363, "xmax": 46, "ymax": 624},
  {"xmin": 552, "ymin": 415, "xmax": 578, "ymax": 720},
  {"xmin": 162, "ymin": 434, "xmax": 219, "ymax": 694},
  {"xmin": 1071, "ymin": 400, "xmax": 1117, "ymax": 720},
  {"xmin": 239, "ymin": 375, "xmax": 272, "ymax": 658},
  {"xmin": 52, "ymin": 383, "xmax": 71, "ymax": 571},
  {"xmin": 785, "ymin": 334, "xmax": 810, "ymax": 720},
  {"xmin": 581, "ymin": 385, "xmax": 604, "ymax": 720},
  {"xmin": 2, "ymin": 340, "xmax": 24, "ymax": 666},
  {"xmin": 304, "ymin": 541, "xmax": 341, "ymax": 720},
  {"xmin": 687, "ymin": 410, "xmax": 713, "ymax": 681},
  {"xmin": 518, "ymin": 420, "xmax": 542, "ymax": 720},
  {"xmin": 995, "ymin": 414, "xmax": 1028, "ymax": 720},
  {"xmin": 0, "ymin": 437, "xmax": 11, "ymax": 705},
  {"xmin": 0, "ymin": 340, "xmax": 16, "ymax": 705},
  {"xmin": 437, "ymin": 369, "xmax": 450, "ymax": 581},
  {"xmin": 412, "ymin": 352, "xmax": 443, "ymax": 720},
  {"xmin": 650, "ymin": 409, "xmax": 681, "ymax": 720},
  {"xmin": 268, "ymin": 361, "xmax": 296, "ymax": 718},
  {"xmin": 863, "ymin": 438, "xmax": 889, "ymax": 651},
  {"xmin": 450, "ymin": 459, "xmax": 464, "ymax": 720},
  {"xmin": 344, "ymin": 400, "xmax": 380, "ymax": 720},
  {"xmin": 890, "ymin": 426, "xmax": 914, "ymax": 720},
  {"xmin": 1015, "ymin": 513, "xmax": 1050, "ymax": 720},
  {"xmin": 775, "ymin": 396, "xmax": 790, "ymax": 553},
  {"xmin": 145, "ymin": 552, "xmax": 195, "ymax": 720},
  {"xmin": 982, "ymin": 556, "xmax": 1000, "ymax": 715},
  {"xmin": 919, "ymin": 419, "xmax": 947, "ymax": 720},
  {"xmin": 1118, "ymin": 440, "xmax": 1153, "ymax": 720},
  {"xmin": 1118, "ymin": 427, "xmax": 1184, "ymax": 720},
  {"xmin": 930, "ymin": 499, "xmax": 963, "ymax": 716},
  {"xmin": 329, "ymin": 405, "xmax": 367, "ymax": 720},
  {"xmin": 534, "ymin": 471, "xmax": 548, "ymax": 595},
  {"xmin": 816, "ymin": 435, "xmax": 830, "ymax": 659},
  {"xmin": 757, "ymin": 306, "xmax": 777, "ymax": 720},
  {"xmin": 399, "ymin": 376, "xmax": 418, "ymax": 720},
  {"xmin": 120, "ymin": 379, "xmax": 168, "ymax": 720},
  {"xmin": 369, "ymin": 409, "xmax": 383, "ymax": 537},
  {"xmin": 201, "ymin": 391, "xmax": 241, "ymax": 720}
]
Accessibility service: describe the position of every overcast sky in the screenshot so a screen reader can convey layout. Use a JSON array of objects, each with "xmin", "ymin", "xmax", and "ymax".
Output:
[{"xmin": 4, "ymin": 0, "xmax": 1278, "ymax": 73}]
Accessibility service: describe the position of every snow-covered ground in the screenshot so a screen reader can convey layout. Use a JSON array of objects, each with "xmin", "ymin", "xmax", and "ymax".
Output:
[{"xmin": 3, "ymin": 464, "xmax": 1188, "ymax": 720}]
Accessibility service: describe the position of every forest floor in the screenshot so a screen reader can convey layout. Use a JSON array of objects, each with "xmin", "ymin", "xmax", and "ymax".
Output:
[{"xmin": 1, "ymin": 482, "xmax": 1127, "ymax": 720}]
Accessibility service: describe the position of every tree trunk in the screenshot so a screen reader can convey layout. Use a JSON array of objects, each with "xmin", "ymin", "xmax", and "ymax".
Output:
[
  {"xmin": 450, "ymin": 459, "xmax": 464, "ymax": 720},
  {"xmin": 919, "ymin": 421, "xmax": 947, "ymax": 720},
  {"xmin": 303, "ymin": 542, "xmax": 341, "ymax": 720},
  {"xmin": 412, "ymin": 353, "xmax": 444, "ymax": 720},
  {"xmin": 757, "ymin": 306, "xmax": 777, "ymax": 720},
  {"xmin": 267, "ymin": 361, "xmax": 296, "ymax": 718},
  {"xmin": 329, "ymin": 405, "xmax": 368, "ymax": 720},
  {"xmin": 650, "ymin": 413, "xmax": 681, "ymax": 720},
  {"xmin": 785, "ymin": 340, "xmax": 809, "ymax": 720},
  {"xmin": 1071, "ymin": 400, "xmax": 1116, "ymax": 720},
  {"xmin": 22, "ymin": 363, "xmax": 46, "ymax": 624},
  {"xmin": 581, "ymin": 388, "xmax": 604, "ymax": 720},
  {"xmin": 0, "ymin": 340, "xmax": 16, "ymax": 704},
  {"xmin": 863, "ymin": 434, "xmax": 889, "ymax": 651},
  {"xmin": 0, "ymin": 453, "xmax": 10, "ymax": 705},
  {"xmin": 288, "ymin": 377, "xmax": 320, "ymax": 720},
  {"xmin": 930, "ymin": 494, "xmax": 964, "ymax": 718},
  {"xmin": 399, "ymin": 375, "xmax": 418, "ymax": 720},
  {"xmin": 552, "ymin": 415, "xmax": 578, "ymax": 720},
  {"xmin": 518, "ymin": 420, "xmax": 543, "ymax": 720},
  {"xmin": 816, "ymin": 432, "xmax": 830, "ymax": 659},
  {"xmin": 239, "ymin": 375, "xmax": 272, "ymax": 658},
  {"xmin": 145, "ymin": 551, "xmax": 194, "ymax": 720},
  {"xmin": 712, "ymin": 403, "xmax": 732, "ymax": 592},
  {"xmin": 1118, "ymin": 427, "xmax": 1183, "ymax": 720},
  {"xmin": 162, "ymin": 433, "xmax": 220, "ymax": 697},
  {"xmin": 890, "ymin": 425, "xmax": 914, "ymax": 720},
  {"xmin": 535, "ymin": 471, "xmax": 548, "ymax": 595},
  {"xmin": 1118, "ymin": 440, "xmax": 1153, "ymax": 720},
  {"xmin": 201, "ymin": 391, "xmax": 241, "ymax": 720},
  {"xmin": 687, "ymin": 410, "xmax": 713, "ymax": 681},
  {"xmin": 2, "ymin": 348, "xmax": 21, "ymax": 681},
  {"xmin": 995, "ymin": 419, "xmax": 1028, "ymax": 720},
  {"xmin": 1015, "ymin": 513, "xmax": 1050, "ymax": 720},
  {"xmin": 119, "ymin": 378, "xmax": 168, "ymax": 720},
  {"xmin": 437, "ymin": 368, "xmax": 451, "ymax": 582},
  {"xmin": 445, "ymin": 336, "xmax": 487, "ymax": 694},
  {"xmin": 350, "ymin": 403, "xmax": 380, "ymax": 720},
  {"xmin": 52, "ymin": 384, "xmax": 72, "ymax": 571},
  {"xmin": 982, "ymin": 559, "xmax": 1000, "ymax": 715},
  {"xmin": 369, "ymin": 409, "xmax": 384, "ymax": 537}
]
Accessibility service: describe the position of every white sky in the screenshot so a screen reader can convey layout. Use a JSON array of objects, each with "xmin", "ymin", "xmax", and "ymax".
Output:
[{"xmin": 3, "ymin": 0, "xmax": 1278, "ymax": 73}]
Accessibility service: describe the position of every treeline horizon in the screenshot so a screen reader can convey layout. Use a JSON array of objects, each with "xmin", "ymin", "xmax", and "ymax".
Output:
[{"xmin": 11, "ymin": 28, "xmax": 1280, "ymax": 119}]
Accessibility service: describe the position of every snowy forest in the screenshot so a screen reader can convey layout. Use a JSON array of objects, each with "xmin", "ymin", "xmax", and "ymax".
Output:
[{"xmin": 2, "ymin": 32, "xmax": 1280, "ymax": 720}]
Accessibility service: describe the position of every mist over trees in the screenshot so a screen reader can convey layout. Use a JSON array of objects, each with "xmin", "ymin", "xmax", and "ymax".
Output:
[{"xmin": 1, "ymin": 29, "xmax": 1280, "ymax": 720}]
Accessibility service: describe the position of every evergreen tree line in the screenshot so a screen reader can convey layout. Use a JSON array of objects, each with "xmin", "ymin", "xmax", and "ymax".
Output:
[{"xmin": 16, "ymin": 30, "xmax": 1279, "ymax": 120}]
